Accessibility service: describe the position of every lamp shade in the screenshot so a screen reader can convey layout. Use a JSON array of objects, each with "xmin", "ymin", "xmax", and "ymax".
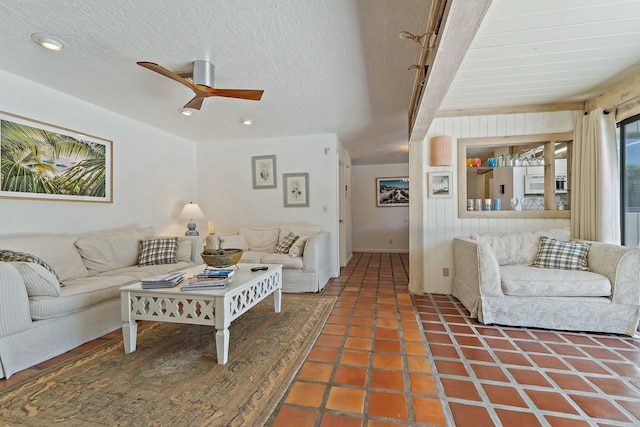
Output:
[
  {"xmin": 178, "ymin": 202, "xmax": 206, "ymax": 220},
  {"xmin": 430, "ymin": 135, "xmax": 452, "ymax": 166}
]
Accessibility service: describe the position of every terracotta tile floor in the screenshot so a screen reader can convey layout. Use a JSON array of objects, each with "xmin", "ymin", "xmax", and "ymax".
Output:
[
  {"xmin": 3, "ymin": 252, "xmax": 640, "ymax": 426},
  {"xmin": 269, "ymin": 252, "xmax": 640, "ymax": 426}
]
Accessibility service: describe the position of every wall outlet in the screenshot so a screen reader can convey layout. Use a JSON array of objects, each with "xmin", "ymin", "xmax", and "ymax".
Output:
[
  {"xmin": 389, "ymin": 239, "xmax": 393, "ymax": 245},
  {"xmin": 443, "ymin": 267, "xmax": 449, "ymax": 277}
]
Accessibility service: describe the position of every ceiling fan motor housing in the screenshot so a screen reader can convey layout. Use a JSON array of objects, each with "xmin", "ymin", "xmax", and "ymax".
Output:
[{"xmin": 192, "ymin": 60, "xmax": 214, "ymax": 88}]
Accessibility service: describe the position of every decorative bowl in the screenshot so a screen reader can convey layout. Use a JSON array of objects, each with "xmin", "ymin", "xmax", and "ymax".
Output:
[{"xmin": 201, "ymin": 248, "xmax": 244, "ymax": 268}]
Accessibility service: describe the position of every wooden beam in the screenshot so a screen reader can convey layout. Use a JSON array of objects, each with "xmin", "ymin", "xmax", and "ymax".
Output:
[
  {"xmin": 615, "ymin": 98, "xmax": 640, "ymax": 123},
  {"xmin": 407, "ymin": 0, "xmax": 447, "ymax": 131},
  {"xmin": 408, "ymin": 0, "xmax": 493, "ymax": 145},
  {"xmin": 586, "ymin": 72, "xmax": 640, "ymax": 112},
  {"xmin": 437, "ymin": 102, "xmax": 585, "ymax": 118}
]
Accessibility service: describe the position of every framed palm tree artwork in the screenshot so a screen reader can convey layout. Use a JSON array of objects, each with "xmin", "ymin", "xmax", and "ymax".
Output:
[{"xmin": 0, "ymin": 111, "xmax": 112, "ymax": 203}]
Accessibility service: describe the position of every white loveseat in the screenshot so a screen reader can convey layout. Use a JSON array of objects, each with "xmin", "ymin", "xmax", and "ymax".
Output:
[
  {"xmin": 452, "ymin": 229, "xmax": 640, "ymax": 336},
  {"xmin": 205, "ymin": 225, "xmax": 331, "ymax": 293},
  {"xmin": 0, "ymin": 226, "xmax": 202, "ymax": 378}
]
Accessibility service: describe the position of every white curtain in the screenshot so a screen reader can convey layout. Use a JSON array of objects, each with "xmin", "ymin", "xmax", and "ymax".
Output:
[{"xmin": 571, "ymin": 108, "xmax": 620, "ymax": 243}]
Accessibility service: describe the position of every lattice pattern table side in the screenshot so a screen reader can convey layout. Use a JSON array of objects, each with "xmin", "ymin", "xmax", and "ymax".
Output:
[
  {"xmin": 129, "ymin": 295, "xmax": 216, "ymax": 326},
  {"xmin": 227, "ymin": 270, "xmax": 281, "ymax": 322}
]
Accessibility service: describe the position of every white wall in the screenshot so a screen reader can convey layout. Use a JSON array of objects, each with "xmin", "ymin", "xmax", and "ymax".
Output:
[
  {"xmin": 196, "ymin": 133, "xmax": 342, "ymax": 277},
  {"xmin": 410, "ymin": 111, "xmax": 580, "ymax": 294},
  {"xmin": 352, "ymin": 163, "xmax": 409, "ymax": 252},
  {"xmin": 0, "ymin": 70, "xmax": 197, "ymax": 237}
]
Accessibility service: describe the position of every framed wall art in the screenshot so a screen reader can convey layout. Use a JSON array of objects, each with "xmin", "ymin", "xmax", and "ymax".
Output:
[
  {"xmin": 428, "ymin": 172, "xmax": 452, "ymax": 198},
  {"xmin": 376, "ymin": 177, "xmax": 409, "ymax": 207},
  {"xmin": 252, "ymin": 155, "xmax": 277, "ymax": 189},
  {"xmin": 283, "ymin": 172, "xmax": 309, "ymax": 207},
  {"xmin": 0, "ymin": 111, "xmax": 112, "ymax": 203}
]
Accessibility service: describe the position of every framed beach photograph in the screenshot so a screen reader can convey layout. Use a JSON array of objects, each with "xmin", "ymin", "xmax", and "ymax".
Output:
[
  {"xmin": 283, "ymin": 172, "xmax": 309, "ymax": 207},
  {"xmin": 252, "ymin": 155, "xmax": 277, "ymax": 189},
  {"xmin": 428, "ymin": 172, "xmax": 452, "ymax": 198},
  {"xmin": 376, "ymin": 177, "xmax": 409, "ymax": 207},
  {"xmin": 0, "ymin": 111, "xmax": 112, "ymax": 203}
]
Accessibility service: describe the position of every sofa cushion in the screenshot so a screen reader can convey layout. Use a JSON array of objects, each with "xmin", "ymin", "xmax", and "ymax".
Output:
[
  {"xmin": 239, "ymin": 227, "xmax": 280, "ymax": 252},
  {"xmin": 471, "ymin": 228, "xmax": 570, "ymax": 266},
  {"xmin": 278, "ymin": 225, "xmax": 321, "ymax": 243},
  {"xmin": 138, "ymin": 238, "xmax": 178, "ymax": 266},
  {"xmin": 260, "ymin": 253, "xmax": 305, "ymax": 270},
  {"xmin": 500, "ymin": 265, "xmax": 611, "ymax": 297},
  {"xmin": 533, "ymin": 236, "xmax": 590, "ymax": 271},
  {"xmin": 219, "ymin": 234, "xmax": 248, "ymax": 250},
  {"xmin": 239, "ymin": 250, "xmax": 269, "ymax": 263},
  {"xmin": 75, "ymin": 227, "xmax": 155, "ymax": 275},
  {"xmin": 0, "ymin": 249, "xmax": 60, "ymax": 281},
  {"xmin": 275, "ymin": 232, "xmax": 298, "ymax": 254},
  {"xmin": 30, "ymin": 275, "xmax": 137, "ymax": 320},
  {"xmin": 0, "ymin": 235, "xmax": 88, "ymax": 281},
  {"xmin": 289, "ymin": 236, "xmax": 309, "ymax": 257},
  {"xmin": 98, "ymin": 261, "xmax": 193, "ymax": 280},
  {"xmin": 10, "ymin": 262, "xmax": 61, "ymax": 297}
]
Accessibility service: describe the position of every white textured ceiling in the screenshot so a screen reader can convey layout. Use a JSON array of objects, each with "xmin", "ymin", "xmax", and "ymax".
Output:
[
  {"xmin": 1, "ymin": 1, "xmax": 639, "ymax": 165},
  {"xmin": 441, "ymin": 0, "xmax": 640, "ymax": 110},
  {"xmin": 0, "ymin": 0, "xmax": 427, "ymax": 165}
]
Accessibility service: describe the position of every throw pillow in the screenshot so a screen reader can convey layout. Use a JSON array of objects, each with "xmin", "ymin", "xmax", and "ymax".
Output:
[
  {"xmin": 0, "ymin": 249, "xmax": 60, "ymax": 281},
  {"xmin": 533, "ymin": 236, "xmax": 591, "ymax": 271},
  {"xmin": 176, "ymin": 240, "xmax": 192, "ymax": 263},
  {"xmin": 138, "ymin": 237, "xmax": 179, "ymax": 266},
  {"xmin": 10, "ymin": 262, "xmax": 61, "ymax": 297},
  {"xmin": 275, "ymin": 233, "xmax": 299, "ymax": 254},
  {"xmin": 238, "ymin": 227, "xmax": 280, "ymax": 252},
  {"xmin": 219, "ymin": 234, "xmax": 249, "ymax": 251},
  {"xmin": 288, "ymin": 236, "xmax": 309, "ymax": 257}
]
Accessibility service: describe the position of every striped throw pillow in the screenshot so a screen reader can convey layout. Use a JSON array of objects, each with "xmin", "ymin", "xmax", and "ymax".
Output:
[
  {"xmin": 0, "ymin": 249, "xmax": 60, "ymax": 281},
  {"xmin": 533, "ymin": 236, "xmax": 590, "ymax": 271},
  {"xmin": 138, "ymin": 238, "xmax": 179, "ymax": 266}
]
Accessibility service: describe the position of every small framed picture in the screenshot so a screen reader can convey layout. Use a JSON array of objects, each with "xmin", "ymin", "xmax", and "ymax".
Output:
[
  {"xmin": 376, "ymin": 177, "xmax": 409, "ymax": 207},
  {"xmin": 428, "ymin": 172, "xmax": 452, "ymax": 198},
  {"xmin": 252, "ymin": 155, "xmax": 276, "ymax": 189},
  {"xmin": 283, "ymin": 173, "xmax": 309, "ymax": 207}
]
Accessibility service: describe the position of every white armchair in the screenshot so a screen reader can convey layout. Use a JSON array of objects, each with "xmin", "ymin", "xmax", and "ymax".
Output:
[{"xmin": 452, "ymin": 231, "xmax": 640, "ymax": 336}]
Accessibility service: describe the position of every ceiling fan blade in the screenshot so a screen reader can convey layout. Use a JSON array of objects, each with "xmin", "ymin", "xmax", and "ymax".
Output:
[
  {"xmin": 137, "ymin": 61, "xmax": 196, "ymax": 90},
  {"xmin": 183, "ymin": 96, "xmax": 205, "ymax": 110},
  {"xmin": 200, "ymin": 87, "xmax": 264, "ymax": 101}
]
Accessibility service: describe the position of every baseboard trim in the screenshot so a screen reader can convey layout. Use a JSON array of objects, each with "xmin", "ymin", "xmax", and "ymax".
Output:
[{"xmin": 353, "ymin": 248, "xmax": 409, "ymax": 254}]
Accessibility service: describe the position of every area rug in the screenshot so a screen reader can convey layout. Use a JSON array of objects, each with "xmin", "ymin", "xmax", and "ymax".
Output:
[{"xmin": 0, "ymin": 295, "xmax": 335, "ymax": 427}]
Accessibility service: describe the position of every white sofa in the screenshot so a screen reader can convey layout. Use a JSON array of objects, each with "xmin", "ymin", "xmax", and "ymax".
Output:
[
  {"xmin": 452, "ymin": 229, "xmax": 640, "ymax": 336},
  {"xmin": 0, "ymin": 226, "xmax": 203, "ymax": 379},
  {"xmin": 206, "ymin": 225, "xmax": 331, "ymax": 293}
]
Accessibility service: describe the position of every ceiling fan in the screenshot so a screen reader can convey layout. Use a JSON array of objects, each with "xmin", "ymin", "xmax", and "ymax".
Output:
[{"xmin": 137, "ymin": 60, "xmax": 264, "ymax": 110}]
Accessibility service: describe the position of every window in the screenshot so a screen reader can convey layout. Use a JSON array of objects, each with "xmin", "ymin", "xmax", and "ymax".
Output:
[{"xmin": 619, "ymin": 114, "xmax": 640, "ymax": 247}]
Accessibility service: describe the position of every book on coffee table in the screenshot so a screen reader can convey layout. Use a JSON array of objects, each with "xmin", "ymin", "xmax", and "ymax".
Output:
[
  {"xmin": 180, "ymin": 277, "xmax": 230, "ymax": 291},
  {"xmin": 198, "ymin": 268, "xmax": 235, "ymax": 279},
  {"xmin": 140, "ymin": 271, "xmax": 186, "ymax": 289}
]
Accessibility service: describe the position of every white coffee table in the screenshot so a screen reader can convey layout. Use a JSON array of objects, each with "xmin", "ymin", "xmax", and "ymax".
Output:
[{"xmin": 119, "ymin": 263, "xmax": 282, "ymax": 364}]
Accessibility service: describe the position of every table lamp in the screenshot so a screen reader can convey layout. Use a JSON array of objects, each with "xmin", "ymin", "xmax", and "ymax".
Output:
[{"xmin": 178, "ymin": 202, "xmax": 206, "ymax": 236}]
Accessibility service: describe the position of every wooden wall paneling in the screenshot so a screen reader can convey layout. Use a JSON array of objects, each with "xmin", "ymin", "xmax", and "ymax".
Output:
[{"xmin": 421, "ymin": 111, "xmax": 573, "ymax": 294}]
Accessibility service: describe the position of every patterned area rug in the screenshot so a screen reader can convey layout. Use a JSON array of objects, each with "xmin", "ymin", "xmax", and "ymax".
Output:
[{"xmin": 0, "ymin": 295, "xmax": 335, "ymax": 427}]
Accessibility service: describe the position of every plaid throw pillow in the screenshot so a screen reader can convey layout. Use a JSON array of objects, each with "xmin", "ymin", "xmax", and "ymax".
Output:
[
  {"xmin": 275, "ymin": 232, "xmax": 299, "ymax": 254},
  {"xmin": 138, "ymin": 238, "xmax": 179, "ymax": 266},
  {"xmin": 0, "ymin": 249, "xmax": 61, "ymax": 281},
  {"xmin": 533, "ymin": 236, "xmax": 590, "ymax": 271}
]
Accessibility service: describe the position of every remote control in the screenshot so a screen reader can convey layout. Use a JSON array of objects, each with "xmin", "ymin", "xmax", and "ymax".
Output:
[{"xmin": 251, "ymin": 266, "xmax": 269, "ymax": 272}]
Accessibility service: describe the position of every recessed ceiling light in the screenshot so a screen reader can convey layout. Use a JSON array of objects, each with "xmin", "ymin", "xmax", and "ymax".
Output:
[
  {"xmin": 178, "ymin": 108, "xmax": 194, "ymax": 116},
  {"xmin": 240, "ymin": 118, "xmax": 252, "ymax": 125},
  {"xmin": 31, "ymin": 33, "xmax": 63, "ymax": 51}
]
